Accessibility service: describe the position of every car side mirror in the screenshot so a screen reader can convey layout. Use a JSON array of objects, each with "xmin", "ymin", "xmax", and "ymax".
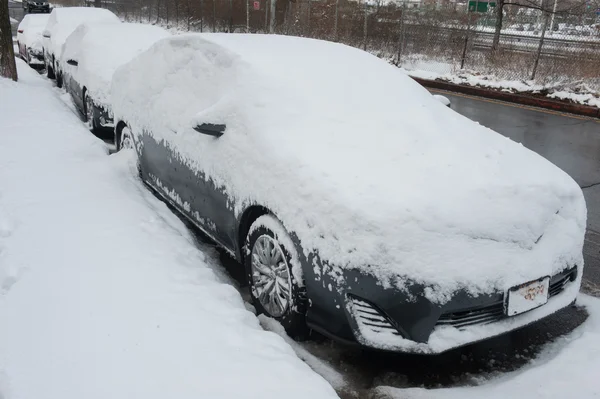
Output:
[
  {"xmin": 193, "ymin": 123, "xmax": 226, "ymax": 138},
  {"xmin": 66, "ymin": 59, "xmax": 78, "ymax": 66},
  {"xmin": 42, "ymin": 31, "xmax": 51, "ymax": 38},
  {"xmin": 433, "ymin": 94, "xmax": 451, "ymax": 108}
]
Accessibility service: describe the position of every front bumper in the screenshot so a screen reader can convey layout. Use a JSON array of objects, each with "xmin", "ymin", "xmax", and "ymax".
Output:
[
  {"xmin": 27, "ymin": 49, "xmax": 44, "ymax": 66},
  {"xmin": 305, "ymin": 264, "xmax": 580, "ymax": 354},
  {"xmin": 91, "ymin": 103, "xmax": 114, "ymax": 129}
]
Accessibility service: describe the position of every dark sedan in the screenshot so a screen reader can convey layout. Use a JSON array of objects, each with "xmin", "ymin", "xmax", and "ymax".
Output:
[{"xmin": 111, "ymin": 34, "xmax": 586, "ymax": 353}]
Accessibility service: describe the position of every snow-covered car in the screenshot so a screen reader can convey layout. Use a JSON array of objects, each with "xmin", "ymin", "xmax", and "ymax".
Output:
[
  {"xmin": 61, "ymin": 22, "xmax": 169, "ymax": 134},
  {"xmin": 111, "ymin": 34, "xmax": 586, "ymax": 354},
  {"xmin": 41, "ymin": 7, "xmax": 120, "ymax": 86},
  {"xmin": 16, "ymin": 13, "xmax": 50, "ymax": 67}
]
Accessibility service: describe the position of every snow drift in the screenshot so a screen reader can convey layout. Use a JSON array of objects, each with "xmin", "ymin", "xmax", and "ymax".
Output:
[
  {"xmin": 112, "ymin": 34, "xmax": 586, "ymax": 302},
  {"xmin": 0, "ymin": 61, "xmax": 338, "ymax": 399}
]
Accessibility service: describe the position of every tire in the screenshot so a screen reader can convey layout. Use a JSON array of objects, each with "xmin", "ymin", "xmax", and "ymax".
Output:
[
  {"xmin": 47, "ymin": 64, "xmax": 55, "ymax": 79},
  {"xmin": 116, "ymin": 124, "xmax": 134, "ymax": 152},
  {"xmin": 84, "ymin": 93, "xmax": 97, "ymax": 133},
  {"xmin": 245, "ymin": 215, "xmax": 308, "ymax": 339},
  {"xmin": 56, "ymin": 72, "xmax": 63, "ymax": 88}
]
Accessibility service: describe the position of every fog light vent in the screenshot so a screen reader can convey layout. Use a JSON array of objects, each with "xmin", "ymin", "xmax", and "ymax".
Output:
[{"xmin": 348, "ymin": 294, "xmax": 401, "ymax": 336}]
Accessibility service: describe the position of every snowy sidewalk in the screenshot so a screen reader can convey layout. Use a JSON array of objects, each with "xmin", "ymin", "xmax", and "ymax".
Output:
[{"xmin": 0, "ymin": 61, "xmax": 338, "ymax": 399}]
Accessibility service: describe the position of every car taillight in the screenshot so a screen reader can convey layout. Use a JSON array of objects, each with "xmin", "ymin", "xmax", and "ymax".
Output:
[{"xmin": 18, "ymin": 30, "xmax": 24, "ymax": 33}]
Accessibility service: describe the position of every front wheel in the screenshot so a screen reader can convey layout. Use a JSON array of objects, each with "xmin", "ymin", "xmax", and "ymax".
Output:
[
  {"xmin": 245, "ymin": 215, "xmax": 308, "ymax": 339},
  {"xmin": 116, "ymin": 125, "xmax": 134, "ymax": 152},
  {"xmin": 46, "ymin": 63, "xmax": 55, "ymax": 79},
  {"xmin": 84, "ymin": 93, "xmax": 97, "ymax": 133}
]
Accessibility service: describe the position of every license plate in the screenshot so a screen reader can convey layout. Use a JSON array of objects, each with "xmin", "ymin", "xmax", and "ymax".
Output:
[{"xmin": 506, "ymin": 277, "xmax": 550, "ymax": 316}]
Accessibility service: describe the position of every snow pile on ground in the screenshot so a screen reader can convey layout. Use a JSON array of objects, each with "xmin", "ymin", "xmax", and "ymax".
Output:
[
  {"xmin": 17, "ymin": 14, "xmax": 50, "ymax": 53},
  {"xmin": 0, "ymin": 61, "xmax": 338, "ymax": 399},
  {"xmin": 44, "ymin": 7, "xmax": 120, "ymax": 59},
  {"xmin": 61, "ymin": 22, "xmax": 170, "ymax": 108},
  {"xmin": 113, "ymin": 34, "xmax": 585, "ymax": 302},
  {"xmin": 401, "ymin": 65, "xmax": 600, "ymax": 109},
  {"xmin": 374, "ymin": 294, "xmax": 600, "ymax": 398}
]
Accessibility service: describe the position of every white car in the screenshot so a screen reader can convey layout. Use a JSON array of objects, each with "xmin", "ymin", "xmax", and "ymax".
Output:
[
  {"xmin": 61, "ymin": 22, "xmax": 170, "ymax": 134},
  {"xmin": 41, "ymin": 7, "xmax": 120, "ymax": 86},
  {"xmin": 16, "ymin": 13, "xmax": 50, "ymax": 67},
  {"xmin": 112, "ymin": 34, "xmax": 586, "ymax": 353}
]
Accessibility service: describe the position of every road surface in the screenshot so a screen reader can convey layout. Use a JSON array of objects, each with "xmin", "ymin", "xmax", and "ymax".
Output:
[{"xmin": 8, "ymin": 0, "xmax": 24, "ymax": 36}]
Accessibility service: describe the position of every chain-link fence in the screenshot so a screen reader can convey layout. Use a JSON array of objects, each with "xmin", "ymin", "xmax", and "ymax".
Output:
[{"xmin": 51, "ymin": 0, "xmax": 600, "ymax": 89}]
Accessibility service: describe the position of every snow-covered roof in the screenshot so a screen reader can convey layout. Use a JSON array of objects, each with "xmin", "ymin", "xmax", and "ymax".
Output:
[
  {"xmin": 17, "ymin": 14, "xmax": 50, "ymax": 51},
  {"xmin": 61, "ymin": 22, "xmax": 170, "ymax": 107},
  {"xmin": 44, "ymin": 7, "xmax": 120, "ymax": 58},
  {"xmin": 112, "ymin": 34, "xmax": 585, "ymax": 302}
]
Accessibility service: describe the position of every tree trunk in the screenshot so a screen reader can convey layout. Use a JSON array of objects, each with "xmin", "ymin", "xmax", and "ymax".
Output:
[
  {"xmin": 0, "ymin": 0, "xmax": 17, "ymax": 81},
  {"xmin": 491, "ymin": 0, "xmax": 504, "ymax": 51}
]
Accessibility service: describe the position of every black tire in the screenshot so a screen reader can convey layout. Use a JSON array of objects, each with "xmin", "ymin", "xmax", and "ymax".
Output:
[
  {"xmin": 56, "ymin": 72, "xmax": 63, "ymax": 88},
  {"xmin": 116, "ymin": 123, "xmax": 134, "ymax": 152},
  {"xmin": 245, "ymin": 215, "xmax": 308, "ymax": 339},
  {"xmin": 47, "ymin": 64, "xmax": 55, "ymax": 79},
  {"xmin": 84, "ymin": 92, "xmax": 98, "ymax": 134}
]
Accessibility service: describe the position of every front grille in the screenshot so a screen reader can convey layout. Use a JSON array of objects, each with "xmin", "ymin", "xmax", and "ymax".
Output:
[
  {"xmin": 437, "ymin": 267, "xmax": 577, "ymax": 330},
  {"xmin": 436, "ymin": 301, "xmax": 504, "ymax": 329},
  {"xmin": 549, "ymin": 268, "xmax": 577, "ymax": 298},
  {"xmin": 348, "ymin": 295, "xmax": 401, "ymax": 335}
]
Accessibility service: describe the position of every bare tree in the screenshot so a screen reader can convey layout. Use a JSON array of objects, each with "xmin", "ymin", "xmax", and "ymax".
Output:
[{"xmin": 0, "ymin": 0, "xmax": 17, "ymax": 81}]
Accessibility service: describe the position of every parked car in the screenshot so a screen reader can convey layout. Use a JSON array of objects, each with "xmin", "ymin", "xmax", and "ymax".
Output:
[
  {"xmin": 23, "ymin": 0, "xmax": 50, "ymax": 13},
  {"xmin": 16, "ymin": 13, "xmax": 50, "ymax": 68},
  {"xmin": 61, "ymin": 22, "xmax": 169, "ymax": 135},
  {"xmin": 111, "ymin": 34, "xmax": 586, "ymax": 354},
  {"xmin": 41, "ymin": 7, "xmax": 120, "ymax": 86}
]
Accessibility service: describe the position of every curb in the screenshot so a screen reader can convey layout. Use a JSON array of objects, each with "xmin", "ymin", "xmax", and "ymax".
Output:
[{"xmin": 412, "ymin": 77, "xmax": 600, "ymax": 119}]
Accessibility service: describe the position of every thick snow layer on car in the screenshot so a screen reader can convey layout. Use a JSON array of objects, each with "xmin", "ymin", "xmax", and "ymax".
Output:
[
  {"xmin": 17, "ymin": 14, "xmax": 49, "ymax": 52},
  {"xmin": 43, "ymin": 7, "xmax": 120, "ymax": 59},
  {"xmin": 112, "ymin": 34, "xmax": 586, "ymax": 303},
  {"xmin": 374, "ymin": 295, "xmax": 600, "ymax": 398},
  {"xmin": 61, "ymin": 22, "xmax": 170, "ymax": 108},
  {"xmin": 0, "ymin": 61, "xmax": 338, "ymax": 399}
]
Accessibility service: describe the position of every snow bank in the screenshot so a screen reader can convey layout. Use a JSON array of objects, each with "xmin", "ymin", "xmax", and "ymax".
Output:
[
  {"xmin": 0, "ymin": 61, "xmax": 338, "ymax": 399},
  {"xmin": 17, "ymin": 14, "xmax": 50, "ymax": 53},
  {"xmin": 43, "ymin": 7, "xmax": 120, "ymax": 59},
  {"xmin": 374, "ymin": 295, "xmax": 600, "ymax": 398},
  {"xmin": 61, "ymin": 22, "xmax": 170, "ymax": 108},
  {"xmin": 403, "ymin": 66, "xmax": 600, "ymax": 109},
  {"xmin": 112, "ymin": 34, "xmax": 586, "ymax": 302}
]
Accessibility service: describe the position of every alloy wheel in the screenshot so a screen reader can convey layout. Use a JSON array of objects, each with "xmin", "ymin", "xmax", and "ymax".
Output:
[{"xmin": 250, "ymin": 235, "xmax": 292, "ymax": 318}]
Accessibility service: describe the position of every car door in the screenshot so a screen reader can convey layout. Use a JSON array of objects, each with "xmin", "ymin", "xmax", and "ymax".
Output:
[
  {"xmin": 138, "ymin": 127, "xmax": 238, "ymax": 252},
  {"xmin": 64, "ymin": 63, "xmax": 84, "ymax": 114}
]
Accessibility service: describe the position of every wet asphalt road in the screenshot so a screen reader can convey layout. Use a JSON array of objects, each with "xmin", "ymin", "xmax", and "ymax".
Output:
[{"xmin": 8, "ymin": 0, "xmax": 24, "ymax": 36}]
